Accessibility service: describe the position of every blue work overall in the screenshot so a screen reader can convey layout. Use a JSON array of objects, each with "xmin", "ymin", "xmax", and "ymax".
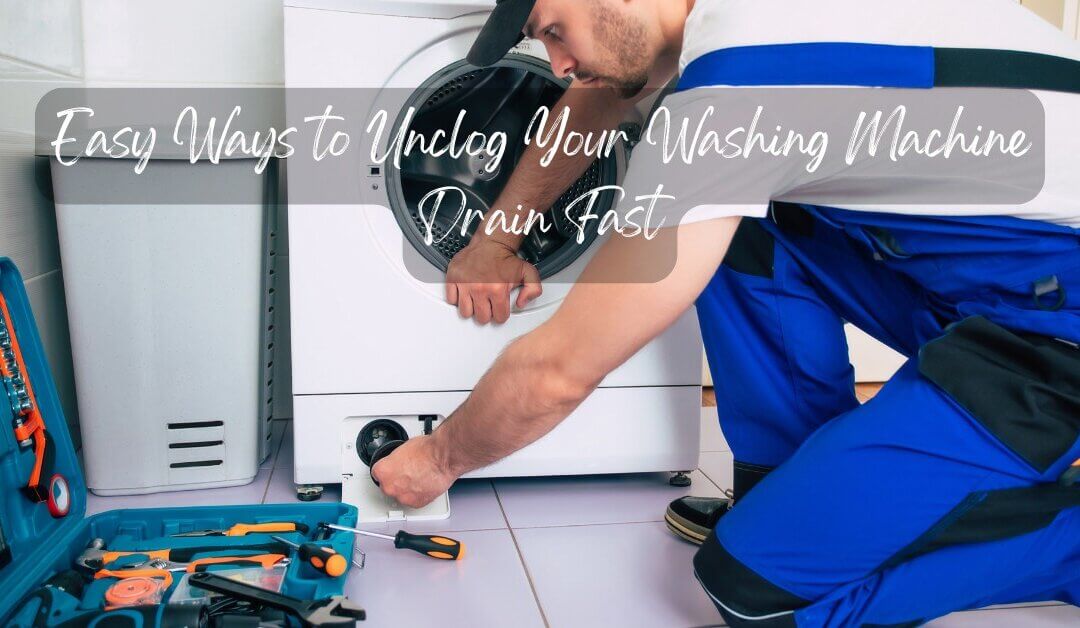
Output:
[{"xmin": 684, "ymin": 44, "xmax": 1080, "ymax": 627}]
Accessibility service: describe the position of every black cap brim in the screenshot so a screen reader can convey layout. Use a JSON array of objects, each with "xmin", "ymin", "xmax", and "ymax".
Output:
[{"xmin": 466, "ymin": 0, "xmax": 536, "ymax": 67}]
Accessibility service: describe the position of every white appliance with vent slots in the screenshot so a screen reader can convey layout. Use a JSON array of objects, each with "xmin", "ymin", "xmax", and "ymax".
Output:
[
  {"xmin": 50, "ymin": 152, "xmax": 279, "ymax": 495},
  {"xmin": 284, "ymin": 0, "xmax": 703, "ymax": 517}
]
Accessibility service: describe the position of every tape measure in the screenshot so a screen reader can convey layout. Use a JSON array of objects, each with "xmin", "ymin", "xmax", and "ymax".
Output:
[
  {"xmin": 104, "ymin": 577, "xmax": 166, "ymax": 608},
  {"xmin": 46, "ymin": 474, "xmax": 71, "ymax": 517}
]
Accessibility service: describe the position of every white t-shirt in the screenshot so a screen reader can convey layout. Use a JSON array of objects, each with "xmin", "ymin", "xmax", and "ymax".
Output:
[{"xmin": 622, "ymin": 0, "xmax": 1080, "ymax": 228}]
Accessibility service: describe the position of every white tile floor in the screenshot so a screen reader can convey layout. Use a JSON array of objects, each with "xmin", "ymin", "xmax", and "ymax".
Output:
[{"xmin": 84, "ymin": 411, "xmax": 1079, "ymax": 628}]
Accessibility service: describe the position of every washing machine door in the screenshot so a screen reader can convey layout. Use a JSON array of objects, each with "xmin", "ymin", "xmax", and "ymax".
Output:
[
  {"xmin": 381, "ymin": 55, "xmax": 621, "ymax": 281},
  {"xmin": 354, "ymin": 33, "xmax": 631, "ymax": 310}
]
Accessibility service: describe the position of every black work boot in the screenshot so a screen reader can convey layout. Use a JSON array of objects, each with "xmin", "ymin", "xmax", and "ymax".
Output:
[{"xmin": 665, "ymin": 461, "xmax": 774, "ymax": 545}]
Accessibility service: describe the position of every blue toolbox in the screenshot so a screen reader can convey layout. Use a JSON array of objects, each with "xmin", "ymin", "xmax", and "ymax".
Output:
[{"xmin": 0, "ymin": 258, "xmax": 363, "ymax": 626}]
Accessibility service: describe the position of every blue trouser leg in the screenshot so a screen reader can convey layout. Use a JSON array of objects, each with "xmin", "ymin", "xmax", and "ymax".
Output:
[
  {"xmin": 695, "ymin": 360, "xmax": 1080, "ymax": 627},
  {"xmin": 696, "ymin": 215, "xmax": 942, "ymax": 480},
  {"xmin": 693, "ymin": 210, "xmax": 1080, "ymax": 626}
]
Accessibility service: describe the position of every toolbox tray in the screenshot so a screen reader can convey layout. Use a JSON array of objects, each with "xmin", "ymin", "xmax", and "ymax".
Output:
[{"xmin": 0, "ymin": 258, "xmax": 358, "ymax": 624}]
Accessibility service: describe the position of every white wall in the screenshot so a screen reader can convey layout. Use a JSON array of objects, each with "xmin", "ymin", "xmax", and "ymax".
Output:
[
  {"xmin": 79, "ymin": 0, "xmax": 285, "ymax": 86},
  {"xmin": 0, "ymin": 0, "xmax": 85, "ymax": 442}
]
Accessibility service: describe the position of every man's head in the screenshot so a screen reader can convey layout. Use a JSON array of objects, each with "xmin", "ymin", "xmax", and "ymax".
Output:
[{"xmin": 467, "ymin": 0, "xmax": 668, "ymax": 98}]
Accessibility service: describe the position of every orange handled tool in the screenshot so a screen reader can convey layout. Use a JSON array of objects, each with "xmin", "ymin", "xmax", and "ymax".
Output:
[
  {"xmin": 323, "ymin": 523, "xmax": 465, "ymax": 561},
  {"xmin": 0, "ymin": 293, "xmax": 67, "ymax": 517},
  {"xmin": 78, "ymin": 540, "xmax": 291, "ymax": 571},
  {"xmin": 94, "ymin": 553, "xmax": 288, "ymax": 583},
  {"xmin": 95, "ymin": 568, "xmax": 174, "ymax": 588},
  {"xmin": 271, "ymin": 536, "xmax": 348, "ymax": 577},
  {"xmin": 173, "ymin": 522, "xmax": 309, "ymax": 537},
  {"xmin": 184, "ymin": 553, "xmax": 288, "ymax": 572},
  {"xmin": 391, "ymin": 531, "xmax": 464, "ymax": 561},
  {"xmin": 93, "ymin": 557, "xmax": 287, "ymax": 575}
]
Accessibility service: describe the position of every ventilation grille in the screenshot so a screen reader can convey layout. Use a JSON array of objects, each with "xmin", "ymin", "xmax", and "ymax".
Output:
[
  {"xmin": 422, "ymin": 71, "xmax": 483, "ymax": 112},
  {"xmin": 409, "ymin": 213, "xmax": 469, "ymax": 259},
  {"xmin": 553, "ymin": 159, "xmax": 604, "ymax": 227},
  {"xmin": 261, "ymin": 224, "xmax": 277, "ymax": 456},
  {"xmin": 257, "ymin": 173, "xmax": 281, "ymax": 462},
  {"xmin": 167, "ymin": 421, "xmax": 226, "ymax": 479}
]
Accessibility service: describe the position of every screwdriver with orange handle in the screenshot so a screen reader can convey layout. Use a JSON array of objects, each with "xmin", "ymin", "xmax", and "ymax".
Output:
[
  {"xmin": 322, "ymin": 523, "xmax": 464, "ymax": 561},
  {"xmin": 271, "ymin": 536, "xmax": 348, "ymax": 577}
]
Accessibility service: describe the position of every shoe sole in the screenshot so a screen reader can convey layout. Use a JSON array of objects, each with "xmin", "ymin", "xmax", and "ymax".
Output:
[{"xmin": 664, "ymin": 507, "xmax": 709, "ymax": 546}]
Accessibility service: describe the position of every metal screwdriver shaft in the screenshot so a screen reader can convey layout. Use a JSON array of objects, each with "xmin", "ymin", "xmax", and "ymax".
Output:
[{"xmin": 323, "ymin": 523, "xmax": 464, "ymax": 561}]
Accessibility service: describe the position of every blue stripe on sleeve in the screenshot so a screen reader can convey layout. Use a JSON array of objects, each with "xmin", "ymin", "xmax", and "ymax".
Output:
[{"xmin": 677, "ymin": 42, "xmax": 935, "ymax": 90}]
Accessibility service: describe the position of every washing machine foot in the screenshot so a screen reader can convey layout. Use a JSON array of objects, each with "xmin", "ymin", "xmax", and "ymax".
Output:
[
  {"xmin": 669, "ymin": 471, "xmax": 692, "ymax": 487},
  {"xmin": 296, "ymin": 484, "xmax": 324, "ymax": 502}
]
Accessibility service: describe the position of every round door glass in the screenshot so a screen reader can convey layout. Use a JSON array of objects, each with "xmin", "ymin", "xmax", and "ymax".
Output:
[{"xmin": 385, "ymin": 56, "xmax": 620, "ymax": 279}]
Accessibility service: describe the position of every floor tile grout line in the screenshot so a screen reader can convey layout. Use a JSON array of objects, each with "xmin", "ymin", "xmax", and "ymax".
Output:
[
  {"xmin": 509, "ymin": 518, "xmax": 686, "ymax": 529},
  {"xmin": 260, "ymin": 424, "xmax": 288, "ymax": 503},
  {"xmin": 961, "ymin": 602, "xmax": 1067, "ymax": 612},
  {"xmin": 696, "ymin": 467, "xmax": 729, "ymax": 493},
  {"xmin": 261, "ymin": 466, "xmax": 276, "ymax": 504},
  {"xmin": 493, "ymin": 481, "xmax": 552, "ymax": 628}
]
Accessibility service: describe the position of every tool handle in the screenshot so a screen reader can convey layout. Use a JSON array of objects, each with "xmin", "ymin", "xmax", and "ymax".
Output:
[
  {"xmin": 227, "ymin": 522, "xmax": 307, "ymax": 536},
  {"xmin": 101, "ymin": 549, "xmax": 170, "ymax": 565},
  {"xmin": 393, "ymin": 531, "xmax": 464, "ymax": 560},
  {"xmin": 187, "ymin": 553, "xmax": 288, "ymax": 572},
  {"xmin": 167, "ymin": 541, "xmax": 288, "ymax": 563},
  {"xmin": 93, "ymin": 569, "xmax": 174, "ymax": 588},
  {"xmin": 299, "ymin": 543, "xmax": 348, "ymax": 577}
]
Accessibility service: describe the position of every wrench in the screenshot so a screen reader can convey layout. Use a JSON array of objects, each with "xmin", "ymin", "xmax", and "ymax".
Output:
[
  {"xmin": 76, "ymin": 538, "xmax": 289, "ymax": 571},
  {"xmin": 187, "ymin": 571, "xmax": 366, "ymax": 625}
]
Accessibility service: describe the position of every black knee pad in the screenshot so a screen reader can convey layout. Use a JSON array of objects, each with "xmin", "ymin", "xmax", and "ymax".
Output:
[
  {"xmin": 722, "ymin": 219, "xmax": 775, "ymax": 279},
  {"xmin": 693, "ymin": 533, "xmax": 806, "ymax": 627},
  {"xmin": 733, "ymin": 461, "xmax": 775, "ymax": 499}
]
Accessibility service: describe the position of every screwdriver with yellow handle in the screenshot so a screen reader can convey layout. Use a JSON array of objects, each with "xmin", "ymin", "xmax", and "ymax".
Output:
[
  {"xmin": 173, "ymin": 522, "xmax": 309, "ymax": 537},
  {"xmin": 323, "ymin": 523, "xmax": 464, "ymax": 561},
  {"xmin": 271, "ymin": 536, "xmax": 349, "ymax": 577}
]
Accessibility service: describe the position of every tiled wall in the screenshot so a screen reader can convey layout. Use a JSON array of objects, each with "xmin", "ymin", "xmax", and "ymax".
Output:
[{"xmin": 0, "ymin": 0, "xmax": 85, "ymax": 443}]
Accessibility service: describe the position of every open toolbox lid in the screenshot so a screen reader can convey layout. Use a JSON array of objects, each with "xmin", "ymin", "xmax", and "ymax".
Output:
[{"xmin": 0, "ymin": 257, "xmax": 86, "ymax": 613}]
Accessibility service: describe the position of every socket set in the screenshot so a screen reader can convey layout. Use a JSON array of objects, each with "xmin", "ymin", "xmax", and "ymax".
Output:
[{"xmin": 0, "ymin": 293, "xmax": 69, "ymax": 518}]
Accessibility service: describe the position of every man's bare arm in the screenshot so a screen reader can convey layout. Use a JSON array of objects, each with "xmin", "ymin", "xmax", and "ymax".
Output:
[
  {"xmin": 373, "ymin": 217, "xmax": 740, "ymax": 505},
  {"xmin": 445, "ymin": 83, "xmax": 654, "ymax": 323},
  {"xmin": 477, "ymin": 84, "xmax": 638, "ymax": 249}
]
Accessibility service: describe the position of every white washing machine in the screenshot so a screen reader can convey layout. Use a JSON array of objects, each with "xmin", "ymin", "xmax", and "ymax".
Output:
[{"xmin": 284, "ymin": 0, "xmax": 703, "ymax": 516}]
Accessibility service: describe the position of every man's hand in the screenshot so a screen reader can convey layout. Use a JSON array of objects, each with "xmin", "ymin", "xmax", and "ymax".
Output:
[
  {"xmin": 370, "ymin": 435, "xmax": 457, "ymax": 509},
  {"xmin": 445, "ymin": 237, "xmax": 542, "ymax": 324}
]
